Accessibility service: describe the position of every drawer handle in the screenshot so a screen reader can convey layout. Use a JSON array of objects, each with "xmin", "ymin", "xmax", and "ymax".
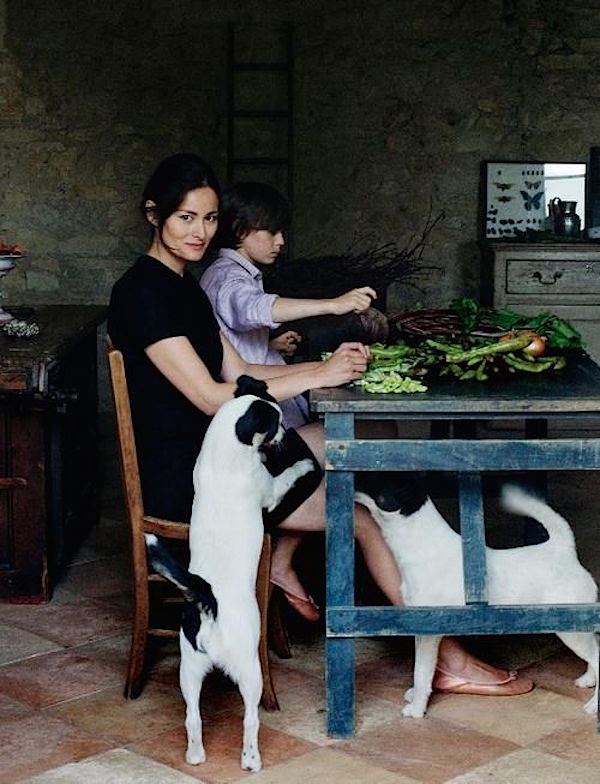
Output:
[{"xmin": 532, "ymin": 270, "xmax": 563, "ymax": 285}]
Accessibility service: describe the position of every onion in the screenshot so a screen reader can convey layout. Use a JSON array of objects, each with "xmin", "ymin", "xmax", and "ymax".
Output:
[
  {"xmin": 524, "ymin": 335, "xmax": 547, "ymax": 356},
  {"xmin": 500, "ymin": 330, "xmax": 547, "ymax": 357}
]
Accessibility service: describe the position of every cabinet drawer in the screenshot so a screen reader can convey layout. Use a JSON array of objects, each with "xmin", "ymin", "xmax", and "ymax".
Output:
[{"xmin": 506, "ymin": 260, "xmax": 600, "ymax": 295}]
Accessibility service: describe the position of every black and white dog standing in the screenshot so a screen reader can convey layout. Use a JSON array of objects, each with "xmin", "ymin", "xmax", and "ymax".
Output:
[
  {"xmin": 146, "ymin": 376, "xmax": 314, "ymax": 772},
  {"xmin": 355, "ymin": 475, "xmax": 599, "ymax": 719}
]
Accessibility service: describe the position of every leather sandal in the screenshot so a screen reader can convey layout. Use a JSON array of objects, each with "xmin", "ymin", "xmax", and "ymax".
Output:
[
  {"xmin": 270, "ymin": 578, "xmax": 320, "ymax": 622},
  {"xmin": 433, "ymin": 666, "xmax": 534, "ymax": 697}
]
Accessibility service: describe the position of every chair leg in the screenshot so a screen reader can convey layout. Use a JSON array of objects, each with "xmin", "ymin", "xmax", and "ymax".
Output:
[
  {"xmin": 124, "ymin": 583, "xmax": 150, "ymax": 699},
  {"xmin": 268, "ymin": 585, "xmax": 292, "ymax": 660},
  {"xmin": 257, "ymin": 534, "xmax": 280, "ymax": 711}
]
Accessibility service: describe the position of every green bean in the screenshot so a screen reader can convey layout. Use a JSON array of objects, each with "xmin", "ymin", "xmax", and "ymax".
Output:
[
  {"xmin": 503, "ymin": 355, "xmax": 554, "ymax": 373},
  {"xmin": 446, "ymin": 334, "xmax": 532, "ymax": 363}
]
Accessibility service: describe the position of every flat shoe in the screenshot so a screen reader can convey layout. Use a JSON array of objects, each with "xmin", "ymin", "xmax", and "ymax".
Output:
[
  {"xmin": 270, "ymin": 579, "xmax": 320, "ymax": 622},
  {"xmin": 433, "ymin": 666, "xmax": 534, "ymax": 697}
]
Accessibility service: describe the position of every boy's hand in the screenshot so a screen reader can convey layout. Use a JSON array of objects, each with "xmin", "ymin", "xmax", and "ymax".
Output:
[
  {"xmin": 330, "ymin": 286, "xmax": 377, "ymax": 315},
  {"xmin": 270, "ymin": 330, "xmax": 301, "ymax": 356}
]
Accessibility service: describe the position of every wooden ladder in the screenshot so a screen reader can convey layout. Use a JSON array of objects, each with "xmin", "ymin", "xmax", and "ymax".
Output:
[{"xmin": 226, "ymin": 22, "xmax": 295, "ymax": 255}]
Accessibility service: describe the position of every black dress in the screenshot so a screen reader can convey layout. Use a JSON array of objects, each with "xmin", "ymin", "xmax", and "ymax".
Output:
[{"xmin": 108, "ymin": 255, "xmax": 223, "ymax": 521}]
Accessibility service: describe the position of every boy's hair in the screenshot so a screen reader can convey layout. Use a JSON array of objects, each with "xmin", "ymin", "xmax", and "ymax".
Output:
[{"xmin": 217, "ymin": 182, "xmax": 290, "ymax": 249}]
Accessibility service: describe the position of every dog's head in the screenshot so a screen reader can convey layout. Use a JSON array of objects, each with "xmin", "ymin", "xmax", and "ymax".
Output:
[
  {"xmin": 231, "ymin": 375, "xmax": 283, "ymax": 448},
  {"xmin": 355, "ymin": 472, "xmax": 428, "ymax": 525}
]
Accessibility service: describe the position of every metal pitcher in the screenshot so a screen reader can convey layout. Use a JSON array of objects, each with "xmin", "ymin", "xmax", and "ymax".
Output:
[{"xmin": 550, "ymin": 197, "xmax": 581, "ymax": 237}]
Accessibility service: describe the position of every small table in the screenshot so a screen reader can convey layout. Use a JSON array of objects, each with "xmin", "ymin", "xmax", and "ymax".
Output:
[
  {"xmin": 0, "ymin": 305, "xmax": 106, "ymax": 600},
  {"xmin": 310, "ymin": 355, "xmax": 600, "ymax": 737}
]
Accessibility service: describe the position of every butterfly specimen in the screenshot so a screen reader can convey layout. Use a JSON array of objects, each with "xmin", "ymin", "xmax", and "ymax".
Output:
[
  {"xmin": 520, "ymin": 190, "xmax": 544, "ymax": 211},
  {"xmin": 494, "ymin": 182, "xmax": 513, "ymax": 190},
  {"xmin": 497, "ymin": 196, "xmax": 513, "ymax": 203},
  {"xmin": 524, "ymin": 180, "xmax": 541, "ymax": 190}
]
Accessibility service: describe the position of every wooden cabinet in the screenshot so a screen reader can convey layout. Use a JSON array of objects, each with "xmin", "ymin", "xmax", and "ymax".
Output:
[
  {"xmin": 0, "ymin": 305, "xmax": 106, "ymax": 601},
  {"xmin": 483, "ymin": 242, "xmax": 600, "ymax": 362}
]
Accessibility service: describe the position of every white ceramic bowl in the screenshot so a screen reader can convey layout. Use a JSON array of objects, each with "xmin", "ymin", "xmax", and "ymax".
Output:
[{"xmin": 0, "ymin": 257, "xmax": 16, "ymax": 272}]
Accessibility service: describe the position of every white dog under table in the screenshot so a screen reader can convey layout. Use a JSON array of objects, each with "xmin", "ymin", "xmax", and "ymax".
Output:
[{"xmin": 310, "ymin": 353, "xmax": 600, "ymax": 738}]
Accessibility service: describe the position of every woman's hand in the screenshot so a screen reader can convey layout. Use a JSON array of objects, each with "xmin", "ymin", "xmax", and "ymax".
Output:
[
  {"xmin": 270, "ymin": 330, "xmax": 301, "ymax": 356},
  {"xmin": 317, "ymin": 342, "xmax": 369, "ymax": 387},
  {"xmin": 329, "ymin": 286, "xmax": 377, "ymax": 316}
]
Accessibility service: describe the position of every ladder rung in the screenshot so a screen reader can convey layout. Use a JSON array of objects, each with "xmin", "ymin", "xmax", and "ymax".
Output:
[
  {"xmin": 234, "ymin": 63, "xmax": 289, "ymax": 72},
  {"xmin": 233, "ymin": 157, "xmax": 288, "ymax": 166},
  {"xmin": 233, "ymin": 110, "xmax": 289, "ymax": 119}
]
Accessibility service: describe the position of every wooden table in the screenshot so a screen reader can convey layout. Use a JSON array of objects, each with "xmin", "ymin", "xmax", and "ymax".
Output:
[
  {"xmin": 0, "ymin": 305, "xmax": 106, "ymax": 600},
  {"xmin": 311, "ymin": 355, "xmax": 600, "ymax": 737}
]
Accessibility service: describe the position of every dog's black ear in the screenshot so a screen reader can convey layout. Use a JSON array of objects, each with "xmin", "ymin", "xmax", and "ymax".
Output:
[
  {"xmin": 235, "ymin": 399, "xmax": 280, "ymax": 446},
  {"xmin": 234, "ymin": 374, "xmax": 276, "ymax": 403}
]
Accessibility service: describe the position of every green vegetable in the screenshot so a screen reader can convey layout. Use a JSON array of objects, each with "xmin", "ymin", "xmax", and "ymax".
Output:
[
  {"xmin": 356, "ymin": 370, "xmax": 428, "ymax": 394},
  {"xmin": 438, "ymin": 334, "xmax": 532, "ymax": 363},
  {"xmin": 503, "ymin": 355, "xmax": 555, "ymax": 373},
  {"xmin": 450, "ymin": 297, "xmax": 481, "ymax": 333}
]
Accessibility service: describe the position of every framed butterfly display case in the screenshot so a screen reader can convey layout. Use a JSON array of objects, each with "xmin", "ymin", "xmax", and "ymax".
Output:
[{"xmin": 484, "ymin": 161, "xmax": 586, "ymax": 238}]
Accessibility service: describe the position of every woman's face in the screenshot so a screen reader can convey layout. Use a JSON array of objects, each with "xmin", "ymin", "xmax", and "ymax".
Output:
[{"xmin": 149, "ymin": 187, "xmax": 219, "ymax": 273}]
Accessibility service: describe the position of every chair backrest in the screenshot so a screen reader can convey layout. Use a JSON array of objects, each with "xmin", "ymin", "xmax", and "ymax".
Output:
[
  {"xmin": 105, "ymin": 335, "xmax": 189, "ymax": 548},
  {"xmin": 106, "ymin": 335, "xmax": 145, "ymax": 528}
]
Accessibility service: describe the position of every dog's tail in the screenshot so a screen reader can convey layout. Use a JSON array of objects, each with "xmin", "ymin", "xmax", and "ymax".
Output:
[
  {"xmin": 144, "ymin": 534, "xmax": 218, "ymax": 619},
  {"xmin": 500, "ymin": 484, "xmax": 576, "ymax": 549}
]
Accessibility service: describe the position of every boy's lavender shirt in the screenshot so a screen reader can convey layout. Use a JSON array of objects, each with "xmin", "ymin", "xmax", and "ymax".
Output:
[{"xmin": 200, "ymin": 248, "xmax": 309, "ymax": 429}]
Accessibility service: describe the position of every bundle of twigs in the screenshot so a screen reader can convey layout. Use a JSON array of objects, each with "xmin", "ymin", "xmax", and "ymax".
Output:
[
  {"xmin": 263, "ymin": 210, "xmax": 444, "ymax": 301},
  {"xmin": 389, "ymin": 309, "xmax": 506, "ymax": 339}
]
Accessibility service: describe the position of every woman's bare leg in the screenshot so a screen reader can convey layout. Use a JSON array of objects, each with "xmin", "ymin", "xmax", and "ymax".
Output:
[{"xmin": 269, "ymin": 532, "xmax": 306, "ymax": 598}]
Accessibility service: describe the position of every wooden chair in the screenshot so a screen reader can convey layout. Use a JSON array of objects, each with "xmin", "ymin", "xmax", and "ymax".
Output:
[{"xmin": 106, "ymin": 337, "xmax": 280, "ymax": 709}]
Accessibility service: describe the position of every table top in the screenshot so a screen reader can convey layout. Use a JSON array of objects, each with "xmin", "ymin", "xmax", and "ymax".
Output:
[
  {"xmin": 0, "ymin": 304, "xmax": 107, "ymax": 393},
  {"xmin": 310, "ymin": 353, "xmax": 600, "ymax": 418}
]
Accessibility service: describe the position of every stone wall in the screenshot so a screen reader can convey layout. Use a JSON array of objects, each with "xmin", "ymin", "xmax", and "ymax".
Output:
[{"xmin": 1, "ymin": 0, "xmax": 600, "ymax": 316}]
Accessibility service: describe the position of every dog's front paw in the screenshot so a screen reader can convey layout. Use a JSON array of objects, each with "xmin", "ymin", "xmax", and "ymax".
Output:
[
  {"xmin": 185, "ymin": 745, "xmax": 206, "ymax": 765},
  {"xmin": 295, "ymin": 458, "xmax": 315, "ymax": 480},
  {"xmin": 403, "ymin": 686, "xmax": 414, "ymax": 703},
  {"xmin": 402, "ymin": 702, "xmax": 426, "ymax": 718},
  {"xmin": 241, "ymin": 749, "xmax": 262, "ymax": 772},
  {"xmin": 583, "ymin": 694, "xmax": 598, "ymax": 715}
]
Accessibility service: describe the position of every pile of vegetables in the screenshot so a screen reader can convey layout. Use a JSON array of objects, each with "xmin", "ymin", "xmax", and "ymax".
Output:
[{"xmin": 341, "ymin": 298, "xmax": 585, "ymax": 394}]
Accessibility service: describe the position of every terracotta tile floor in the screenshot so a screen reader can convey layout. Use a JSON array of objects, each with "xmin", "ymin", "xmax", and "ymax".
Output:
[{"xmin": 1, "ymin": 469, "xmax": 599, "ymax": 783}]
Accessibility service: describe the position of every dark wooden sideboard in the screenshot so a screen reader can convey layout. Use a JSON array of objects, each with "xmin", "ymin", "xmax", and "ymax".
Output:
[{"xmin": 0, "ymin": 305, "xmax": 106, "ymax": 601}]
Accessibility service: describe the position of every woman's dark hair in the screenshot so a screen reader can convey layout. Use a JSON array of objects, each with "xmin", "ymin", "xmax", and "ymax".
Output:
[
  {"xmin": 217, "ymin": 182, "xmax": 290, "ymax": 248},
  {"xmin": 141, "ymin": 153, "xmax": 220, "ymax": 228}
]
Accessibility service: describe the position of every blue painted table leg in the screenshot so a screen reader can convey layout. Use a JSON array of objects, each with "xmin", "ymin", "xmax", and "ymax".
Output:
[
  {"xmin": 326, "ymin": 637, "xmax": 355, "ymax": 737},
  {"xmin": 457, "ymin": 472, "xmax": 487, "ymax": 605},
  {"xmin": 325, "ymin": 413, "xmax": 356, "ymax": 737}
]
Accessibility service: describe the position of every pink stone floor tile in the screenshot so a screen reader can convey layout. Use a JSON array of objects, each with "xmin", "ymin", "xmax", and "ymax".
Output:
[
  {"xmin": 47, "ymin": 681, "xmax": 185, "ymax": 745},
  {"xmin": 129, "ymin": 713, "xmax": 316, "ymax": 783},
  {"xmin": 0, "ymin": 691, "xmax": 34, "ymax": 722},
  {"xmin": 48, "ymin": 555, "xmax": 132, "ymax": 601},
  {"xmin": 355, "ymin": 653, "xmax": 414, "ymax": 703},
  {"xmin": 522, "ymin": 648, "xmax": 595, "ymax": 702},
  {"xmin": 0, "ymin": 597, "xmax": 130, "ymax": 647},
  {"xmin": 0, "ymin": 648, "xmax": 120, "ymax": 708},
  {"xmin": 235, "ymin": 747, "xmax": 419, "ymax": 783},
  {"xmin": 0, "ymin": 712, "xmax": 112, "ymax": 784},
  {"xmin": 331, "ymin": 715, "xmax": 519, "ymax": 784},
  {"xmin": 0, "ymin": 620, "xmax": 62, "ymax": 665},
  {"xmin": 532, "ymin": 713, "xmax": 600, "ymax": 766}
]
